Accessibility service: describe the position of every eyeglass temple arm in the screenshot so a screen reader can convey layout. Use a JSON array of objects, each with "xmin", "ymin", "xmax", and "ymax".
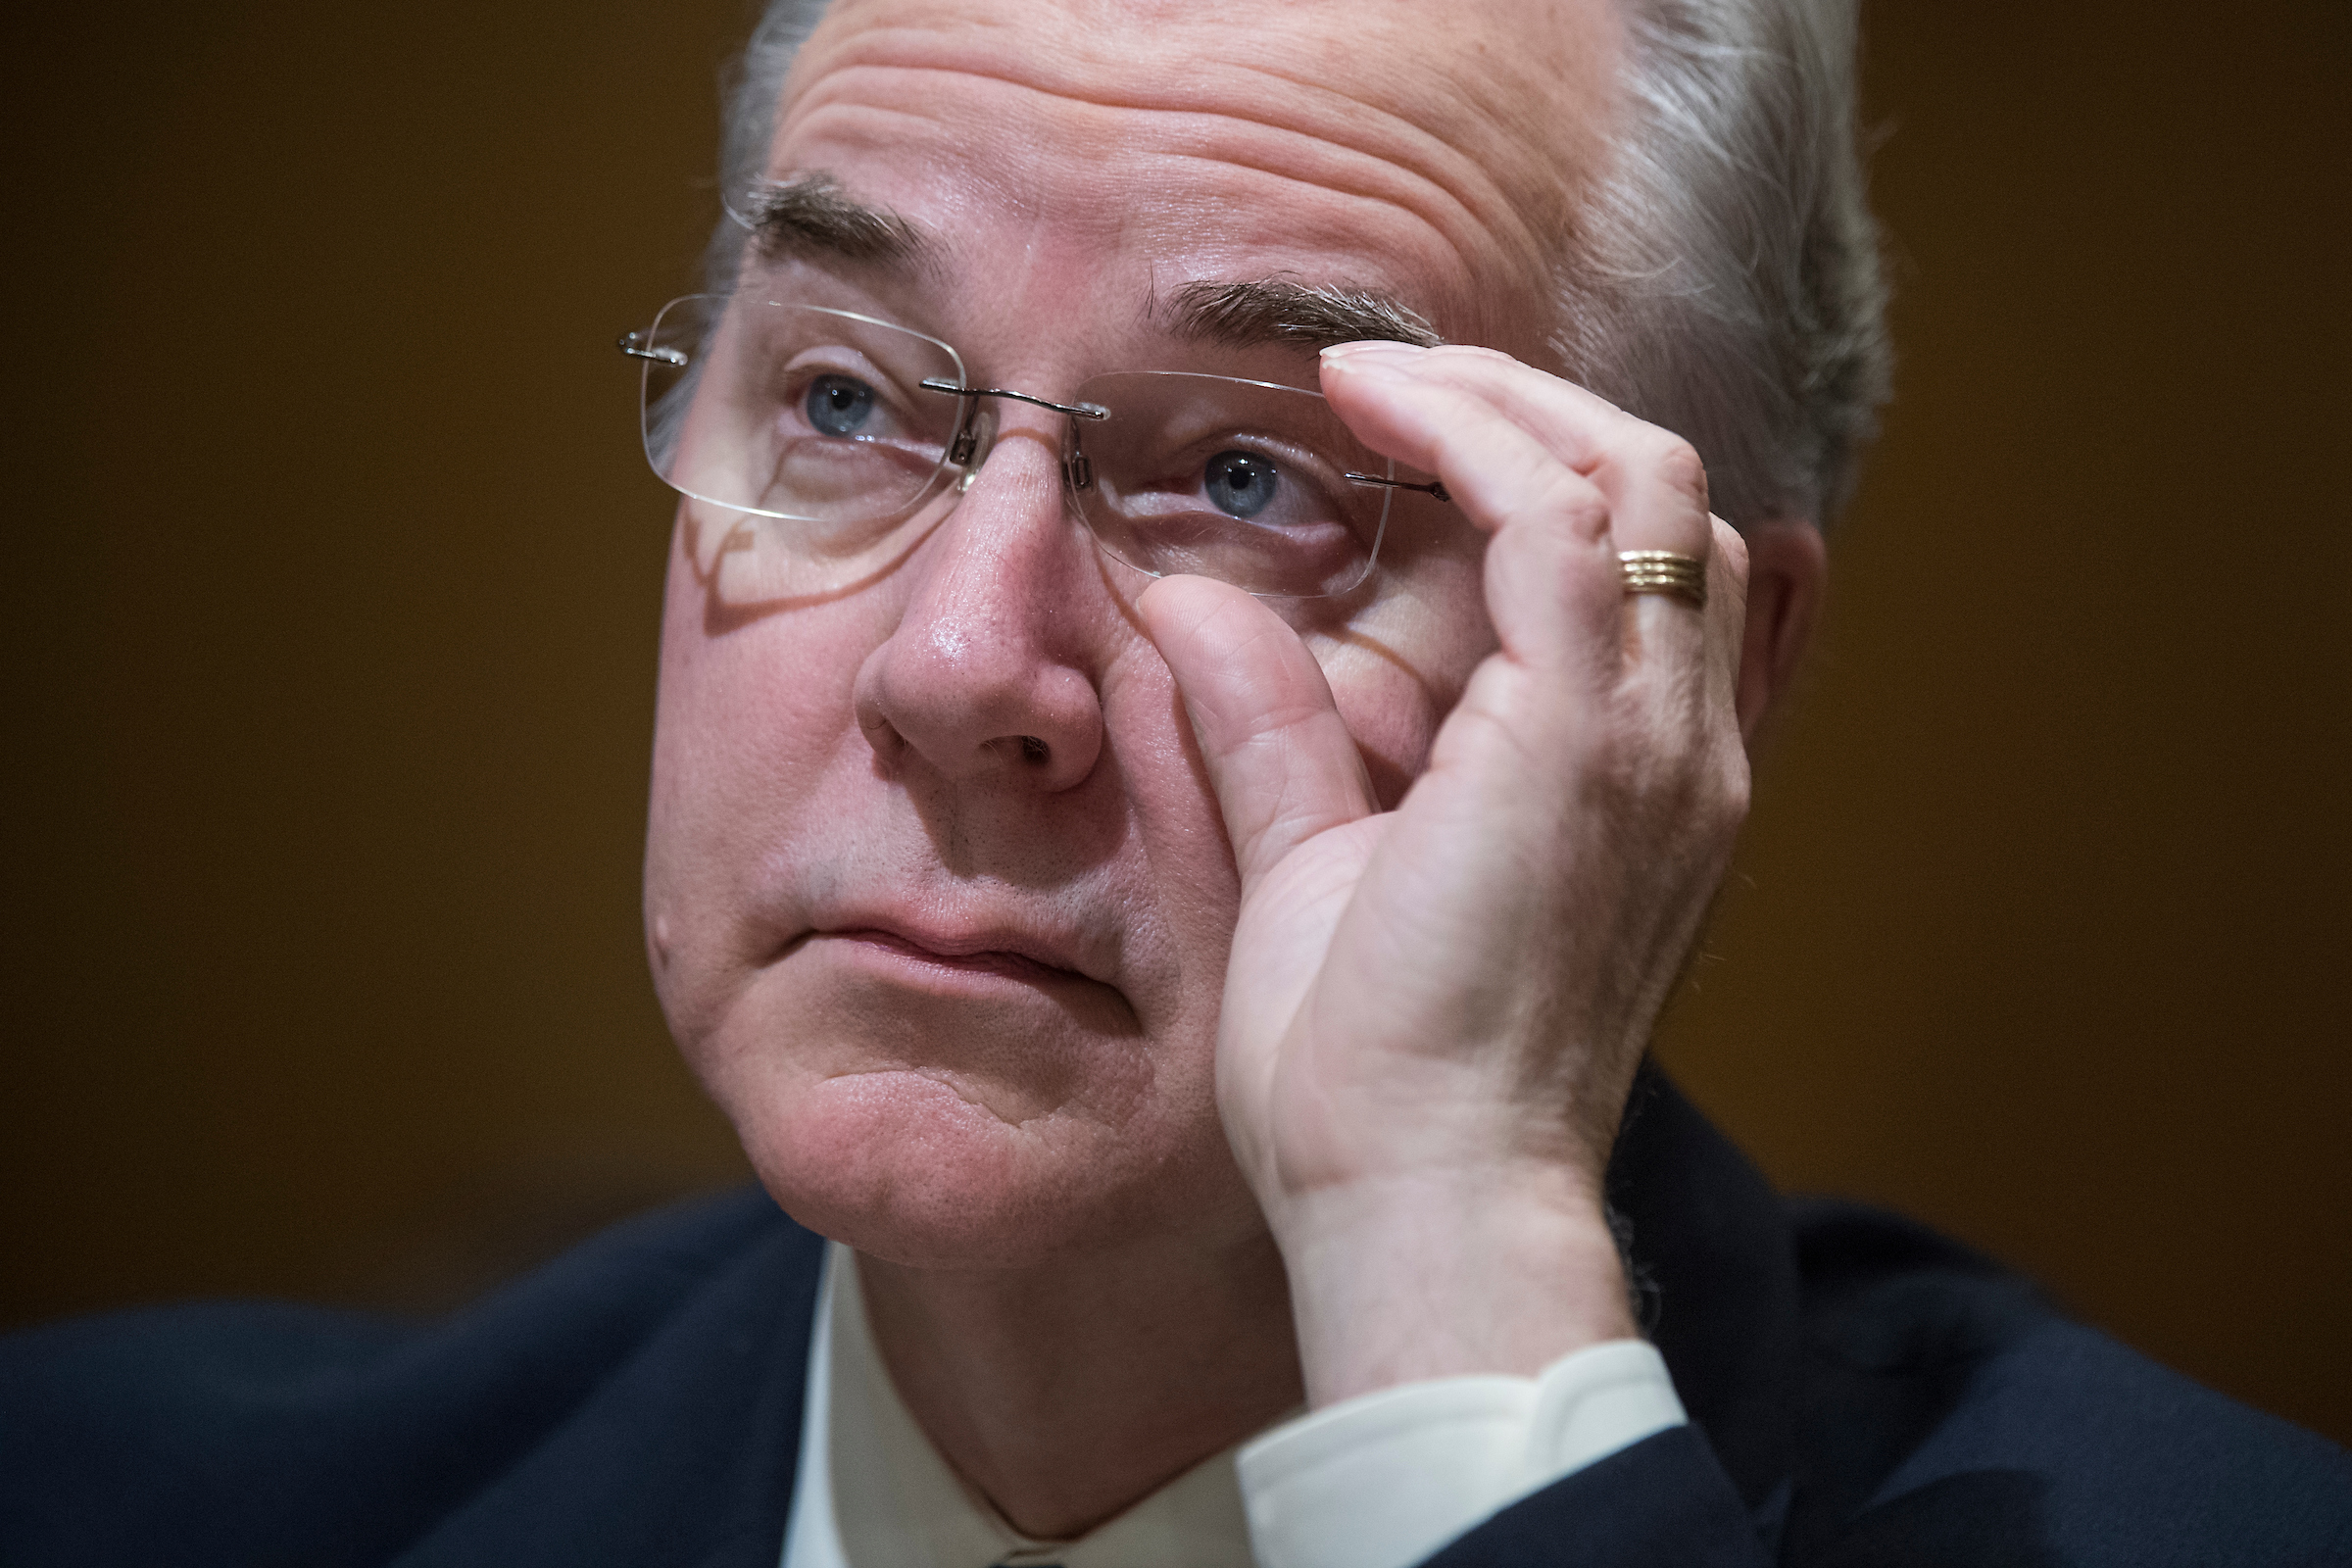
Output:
[
  {"xmin": 616, "ymin": 330, "xmax": 687, "ymax": 367},
  {"xmin": 1345, "ymin": 472, "xmax": 1450, "ymax": 502}
]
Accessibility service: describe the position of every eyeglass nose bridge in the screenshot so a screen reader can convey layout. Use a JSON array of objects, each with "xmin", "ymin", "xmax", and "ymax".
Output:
[
  {"xmin": 915, "ymin": 375, "xmax": 1451, "ymax": 508},
  {"xmin": 920, "ymin": 377, "xmax": 1108, "ymax": 485}
]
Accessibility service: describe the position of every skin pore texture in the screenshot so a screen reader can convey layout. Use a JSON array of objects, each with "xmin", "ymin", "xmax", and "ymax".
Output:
[{"xmin": 643, "ymin": 0, "xmax": 1826, "ymax": 1540}]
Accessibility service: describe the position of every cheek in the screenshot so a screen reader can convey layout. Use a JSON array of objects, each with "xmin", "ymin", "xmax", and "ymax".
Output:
[
  {"xmin": 641, "ymin": 552, "xmax": 1265, "ymax": 1262},
  {"xmin": 1318, "ymin": 563, "xmax": 1496, "ymax": 806},
  {"xmin": 644, "ymin": 526, "xmax": 897, "ymax": 1035}
]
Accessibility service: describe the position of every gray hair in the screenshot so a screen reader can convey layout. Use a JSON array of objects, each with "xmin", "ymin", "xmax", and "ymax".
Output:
[
  {"xmin": 1565, "ymin": 1, "xmax": 1890, "ymax": 525},
  {"xmin": 704, "ymin": 0, "xmax": 1890, "ymax": 528}
]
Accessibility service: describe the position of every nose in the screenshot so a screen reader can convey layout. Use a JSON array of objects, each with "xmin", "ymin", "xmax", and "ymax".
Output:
[{"xmin": 851, "ymin": 426, "xmax": 1104, "ymax": 791}]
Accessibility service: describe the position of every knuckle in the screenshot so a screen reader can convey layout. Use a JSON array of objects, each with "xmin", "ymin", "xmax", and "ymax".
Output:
[
  {"xmin": 1649, "ymin": 433, "xmax": 1711, "ymax": 513},
  {"xmin": 1529, "ymin": 467, "xmax": 1611, "ymax": 541},
  {"xmin": 1713, "ymin": 756, "xmax": 1753, "ymax": 831},
  {"xmin": 1557, "ymin": 483, "xmax": 1612, "ymax": 540},
  {"xmin": 1631, "ymin": 714, "xmax": 1750, "ymax": 839}
]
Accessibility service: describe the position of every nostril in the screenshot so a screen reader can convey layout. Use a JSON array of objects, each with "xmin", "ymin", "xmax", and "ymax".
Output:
[{"xmin": 1019, "ymin": 735, "xmax": 1049, "ymax": 763}]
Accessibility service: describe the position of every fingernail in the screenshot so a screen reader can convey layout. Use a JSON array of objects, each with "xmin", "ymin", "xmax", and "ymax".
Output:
[
  {"xmin": 1322, "ymin": 356, "xmax": 1415, "ymax": 385},
  {"xmin": 1321, "ymin": 340, "xmax": 1427, "ymax": 362}
]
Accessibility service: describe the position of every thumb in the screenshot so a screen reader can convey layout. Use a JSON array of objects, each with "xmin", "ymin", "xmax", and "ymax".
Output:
[{"xmin": 1136, "ymin": 574, "xmax": 1378, "ymax": 890}]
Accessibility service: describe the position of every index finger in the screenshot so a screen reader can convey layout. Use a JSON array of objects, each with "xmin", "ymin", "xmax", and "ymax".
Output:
[
  {"xmin": 1135, "ymin": 573, "xmax": 1380, "ymax": 892},
  {"xmin": 1322, "ymin": 343, "xmax": 1717, "ymax": 564}
]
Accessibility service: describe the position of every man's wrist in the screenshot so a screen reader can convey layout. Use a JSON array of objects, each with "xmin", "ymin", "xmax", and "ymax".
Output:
[{"xmin": 1273, "ymin": 1166, "xmax": 1640, "ymax": 1408}]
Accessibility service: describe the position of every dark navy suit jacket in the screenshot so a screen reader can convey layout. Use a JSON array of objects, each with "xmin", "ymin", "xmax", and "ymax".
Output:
[{"xmin": 7, "ymin": 1070, "xmax": 2350, "ymax": 1566}]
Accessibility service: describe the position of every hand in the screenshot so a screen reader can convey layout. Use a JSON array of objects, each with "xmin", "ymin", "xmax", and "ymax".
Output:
[{"xmin": 1136, "ymin": 343, "xmax": 1752, "ymax": 1405}]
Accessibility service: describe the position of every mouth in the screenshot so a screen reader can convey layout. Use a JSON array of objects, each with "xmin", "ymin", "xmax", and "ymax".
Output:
[
  {"xmin": 825, "ymin": 926, "xmax": 1093, "ymax": 987},
  {"xmin": 765, "ymin": 906, "xmax": 1142, "ymax": 1033}
]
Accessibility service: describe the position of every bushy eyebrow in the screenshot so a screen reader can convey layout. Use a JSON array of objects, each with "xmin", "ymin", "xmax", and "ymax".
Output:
[
  {"xmin": 1161, "ymin": 278, "xmax": 1443, "ymax": 352},
  {"xmin": 745, "ymin": 173, "xmax": 928, "ymax": 268}
]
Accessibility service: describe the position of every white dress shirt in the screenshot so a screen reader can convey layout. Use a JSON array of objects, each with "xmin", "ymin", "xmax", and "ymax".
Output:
[{"xmin": 781, "ymin": 1243, "xmax": 1686, "ymax": 1568}]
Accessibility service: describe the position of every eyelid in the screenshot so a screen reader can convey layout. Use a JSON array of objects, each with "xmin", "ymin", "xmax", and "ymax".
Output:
[
  {"xmin": 1160, "ymin": 429, "xmax": 1364, "ymax": 514},
  {"xmin": 1106, "ymin": 446, "xmax": 1371, "ymax": 546},
  {"xmin": 772, "ymin": 347, "xmax": 929, "ymax": 431},
  {"xmin": 775, "ymin": 345, "xmax": 898, "ymax": 395}
]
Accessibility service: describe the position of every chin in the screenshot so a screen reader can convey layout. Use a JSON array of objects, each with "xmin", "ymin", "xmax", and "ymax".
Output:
[
  {"xmin": 735, "ymin": 1067, "xmax": 1249, "ymax": 1270},
  {"xmin": 672, "ymin": 942, "xmax": 1257, "ymax": 1268},
  {"xmin": 678, "ymin": 989, "xmax": 1244, "ymax": 1271}
]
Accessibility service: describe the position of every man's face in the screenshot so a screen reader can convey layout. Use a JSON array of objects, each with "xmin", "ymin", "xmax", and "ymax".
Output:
[{"xmin": 645, "ymin": 0, "xmax": 1622, "ymax": 1269}]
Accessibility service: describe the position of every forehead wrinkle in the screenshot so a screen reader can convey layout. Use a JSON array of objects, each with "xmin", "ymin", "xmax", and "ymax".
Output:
[
  {"xmin": 774, "ymin": 28, "xmax": 1589, "ymax": 301},
  {"xmin": 779, "ymin": 113, "xmax": 1482, "ymax": 344},
  {"xmin": 777, "ymin": 74, "xmax": 1541, "ymax": 337},
  {"xmin": 1216, "ymin": 54, "xmax": 1582, "ymax": 255},
  {"xmin": 780, "ymin": 59, "xmax": 1511, "ymax": 222}
]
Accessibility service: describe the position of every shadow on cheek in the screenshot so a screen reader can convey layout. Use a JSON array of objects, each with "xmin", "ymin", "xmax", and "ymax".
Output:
[{"xmin": 681, "ymin": 503, "xmax": 939, "ymax": 635}]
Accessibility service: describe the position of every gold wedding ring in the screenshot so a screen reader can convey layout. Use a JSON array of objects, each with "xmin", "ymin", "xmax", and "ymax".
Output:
[{"xmin": 1618, "ymin": 550, "xmax": 1707, "ymax": 609}]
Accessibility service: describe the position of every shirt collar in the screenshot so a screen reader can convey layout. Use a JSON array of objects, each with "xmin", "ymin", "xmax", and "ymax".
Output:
[{"xmin": 787, "ymin": 1241, "xmax": 1261, "ymax": 1568}]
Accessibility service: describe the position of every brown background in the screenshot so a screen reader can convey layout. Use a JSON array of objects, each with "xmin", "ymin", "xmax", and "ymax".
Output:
[{"xmin": 6, "ymin": 1, "xmax": 2347, "ymax": 1446}]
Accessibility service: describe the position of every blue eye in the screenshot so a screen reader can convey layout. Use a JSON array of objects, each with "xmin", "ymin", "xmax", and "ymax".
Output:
[
  {"xmin": 807, "ymin": 374, "xmax": 876, "ymax": 436},
  {"xmin": 1203, "ymin": 450, "xmax": 1279, "ymax": 518}
]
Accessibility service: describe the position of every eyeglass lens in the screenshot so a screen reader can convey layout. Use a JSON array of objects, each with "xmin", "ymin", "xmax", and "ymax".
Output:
[{"xmin": 635, "ymin": 293, "xmax": 1421, "ymax": 599}]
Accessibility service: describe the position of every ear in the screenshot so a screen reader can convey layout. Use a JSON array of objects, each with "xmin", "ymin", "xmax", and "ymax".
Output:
[{"xmin": 1734, "ymin": 516, "xmax": 1827, "ymax": 747}]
